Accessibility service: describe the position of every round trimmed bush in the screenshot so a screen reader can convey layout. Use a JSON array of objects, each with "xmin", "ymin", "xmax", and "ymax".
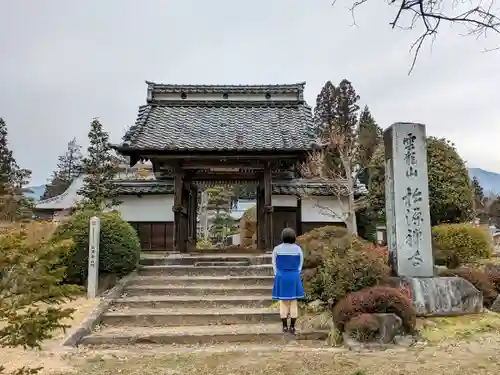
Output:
[
  {"xmin": 432, "ymin": 223, "xmax": 492, "ymax": 268},
  {"xmin": 296, "ymin": 225, "xmax": 390, "ymax": 304},
  {"xmin": 332, "ymin": 286, "xmax": 417, "ymax": 334},
  {"xmin": 52, "ymin": 209, "xmax": 141, "ymax": 285}
]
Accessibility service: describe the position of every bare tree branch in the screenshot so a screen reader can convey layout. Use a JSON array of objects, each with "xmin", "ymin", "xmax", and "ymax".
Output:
[
  {"xmin": 338, "ymin": 0, "xmax": 500, "ymax": 73},
  {"xmin": 299, "ymin": 150, "xmax": 367, "ymax": 234}
]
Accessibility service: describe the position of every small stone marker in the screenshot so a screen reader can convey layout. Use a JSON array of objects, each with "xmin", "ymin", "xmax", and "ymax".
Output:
[
  {"xmin": 384, "ymin": 122, "xmax": 434, "ymax": 277},
  {"xmin": 87, "ymin": 216, "xmax": 101, "ymax": 299}
]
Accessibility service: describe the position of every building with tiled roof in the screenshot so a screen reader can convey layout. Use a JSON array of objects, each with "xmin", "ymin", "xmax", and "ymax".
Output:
[{"xmin": 38, "ymin": 82, "xmax": 358, "ymax": 251}]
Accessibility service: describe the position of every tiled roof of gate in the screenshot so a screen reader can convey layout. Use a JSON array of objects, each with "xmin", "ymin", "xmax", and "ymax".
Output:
[
  {"xmin": 113, "ymin": 180, "xmax": 367, "ymax": 197},
  {"xmin": 113, "ymin": 181, "xmax": 175, "ymax": 195},
  {"xmin": 121, "ymin": 83, "xmax": 318, "ymax": 151}
]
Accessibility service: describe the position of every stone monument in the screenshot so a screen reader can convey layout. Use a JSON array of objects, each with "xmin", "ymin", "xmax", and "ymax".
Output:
[
  {"xmin": 384, "ymin": 123, "xmax": 483, "ymax": 316},
  {"xmin": 87, "ymin": 216, "xmax": 100, "ymax": 299},
  {"xmin": 384, "ymin": 122, "xmax": 433, "ymax": 277}
]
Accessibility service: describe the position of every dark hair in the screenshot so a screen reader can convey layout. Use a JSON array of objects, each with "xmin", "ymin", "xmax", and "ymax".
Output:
[{"xmin": 281, "ymin": 227, "xmax": 296, "ymax": 244}]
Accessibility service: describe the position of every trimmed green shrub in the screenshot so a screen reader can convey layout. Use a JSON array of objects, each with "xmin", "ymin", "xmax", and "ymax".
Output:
[
  {"xmin": 52, "ymin": 209, "xmax": 141, "ymax": 285},
  {"xmin": 432, "ymin": 223, "xmax": 492, "ymax": 268},
  {"xmin": 332, "ymin": 286, "xmax": 417, "ymax": 334},
  {"xmin": 296, "ymin": 225, "xmax": 390, "ymax": 304},
  {"xmin": 439, "ymin": 267, "xmax": 498, "ymax": 307}
]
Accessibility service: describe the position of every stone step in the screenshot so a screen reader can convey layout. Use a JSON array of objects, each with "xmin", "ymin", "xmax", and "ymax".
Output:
[
  {"xmin": 112, "ymin": 295, "xmax": 274, "ymax": 309},
  {"xmin": 189, "ymin": 247, "xmax": 267, "ymax": 254},
  {"xmin": 101, "ymin": 307, "xmax": 278, "ymax": 327},
  {"xmin": 123, "ymin": 284, "xmax": 272, "ymax": 297},
  {"xmin": 127, "ymin": 275, "xmax": 274, "ymax": 287},
  {"xmin": 193, "ymin": 261, "xmax": 250, "ymax": 267},
  {"xmin": 138, "ymin": 265, "xmax": 274, "ymax": 277},
  {"xmin": 140, "ymin": 254, "xmax": 272, "ymax": 266},
  {"xmin": 80, "ymin": 324, "xmax": 327, "ymax": 346}
]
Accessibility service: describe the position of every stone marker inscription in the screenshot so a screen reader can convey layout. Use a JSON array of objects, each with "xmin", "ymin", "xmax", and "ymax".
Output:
[{"xmin": 384, "ymin": 123, "xmax": 434, "ymax": 277}]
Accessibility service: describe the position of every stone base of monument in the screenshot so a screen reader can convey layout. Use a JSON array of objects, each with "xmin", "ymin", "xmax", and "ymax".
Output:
[{"xmin": 389, "ymin": 276, "xmax": 483, "ymax": 317}]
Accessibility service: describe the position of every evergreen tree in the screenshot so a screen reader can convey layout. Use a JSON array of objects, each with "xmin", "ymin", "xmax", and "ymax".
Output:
[
  {"xmin": 77, "ymin": 118, "xmax": 120, "ymax": 210},
  {"xmin": 471, "ymin": 176, "xmax": 484, "ymax": 202},
  {"xmin": 0, "ymin": 226, "xmax": 80, "ymax": 374},
  {"xmin": 0, "ymin": 118, "xmax": 33, "ymax": 221},
  {"xmin": 312, "ymin": 79, "xmax": 361, "ymax": 234},
  {"xmin": 0, "ymin": 118, "xmax": 15, "ymax": 194},
  {"xmin": 357, "ymin": 105, "xmax": 383, "ymax": 186},
  {"xmin": 42, "ymin": 138, "xmax": 82, "ymax": 200},
  {"xmin": 205, "ymin": 186, "xmax": 234, "ymax": 243}
]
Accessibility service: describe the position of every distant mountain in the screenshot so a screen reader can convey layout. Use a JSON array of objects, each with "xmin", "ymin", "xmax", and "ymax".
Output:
[
  {"xmin": 24, "ymin": 184, "xmax": 46, "ymax": 202},
  {"xmin": 468, "ymin": 168, "xmax": 500, "ymax": 197}
]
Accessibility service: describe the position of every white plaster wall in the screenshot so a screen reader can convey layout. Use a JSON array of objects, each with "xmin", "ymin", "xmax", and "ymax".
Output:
[
  {"xmin": 301, "ymin": 196, "xmax": 349, "ymax": 223},
  {"xmin": 111, "ymin": 195, "xmax": 174, "ymax": 222},
  {"xmin": 272, "ymin": 195, "xmax": 297, "ymax": 207}
]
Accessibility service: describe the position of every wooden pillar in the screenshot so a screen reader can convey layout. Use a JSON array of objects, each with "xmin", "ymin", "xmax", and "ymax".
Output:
[
  {"xmin": 180, "ymin": 178, "xmax": 190, "ymax": 252},
  {"xmin": 296, "ymin": 196, "xmax": 302, "ymax": 236},
  {"xmin": 263, "ymin": 162, "xmax": 273, "ymax": 250},
  {"xmin": 173, "ymin": 168, "xmax": 185, "ymax": 252},
  {"xmin": 256, "ymin": 178, "xmax": 265, "ymax": 250},
  {"xmin": 187, "ymin": 184, "xmax": 198, "ymax": 249}
]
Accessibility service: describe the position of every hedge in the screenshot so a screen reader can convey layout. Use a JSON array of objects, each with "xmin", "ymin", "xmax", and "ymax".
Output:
[{"xmin": 432, "ymin": 223, "xmax": 491, "ymax": 268}]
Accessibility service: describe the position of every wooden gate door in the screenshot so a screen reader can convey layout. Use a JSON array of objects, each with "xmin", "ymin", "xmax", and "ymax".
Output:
[{"xmin": 272, "ymin": 207, "xmax": 297, "ymax": 247}]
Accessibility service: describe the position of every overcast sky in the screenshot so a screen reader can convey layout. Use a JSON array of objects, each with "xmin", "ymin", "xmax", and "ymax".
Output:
[{"xmin": 1, "ymin": 0, "xmax": 499, "ymax": 186}]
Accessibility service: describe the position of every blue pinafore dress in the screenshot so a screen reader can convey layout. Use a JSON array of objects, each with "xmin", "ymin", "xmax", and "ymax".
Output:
[{"xmin": 271, "ymin": 243, "xmax": 304, "ymax": 300}]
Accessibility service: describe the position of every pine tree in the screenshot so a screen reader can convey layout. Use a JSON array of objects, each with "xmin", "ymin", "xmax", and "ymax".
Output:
[
  {"xmin": 311, "ymin": 79, "xmax": 361, "ymax": 235},
  {"xmin": 471, "ymin": 176, "xmax": 484, "ymax": 202},
  {"xmin": 0, "ymin": 226, "xmax": 80, "ymax": 374},
  {"xmin": 77, "ymin": 118, "xmax": 120, "ymax": 210},
  {"xmin": 42, "ymin": 138, "xmax": 82, "ymax": 200},
  {"xmin": 0, "ymin": 118, "xmax": 15, "ymax": 195},
  {"xmin": 357, "ymin": 105, "xmax": 383, "ymax": 186},
  {"xmin": 0, "ymin": 118, "xmax": 33, "ymax": 221},
  {"xmin": 205, "ymin": 186, "xmax": 234, "ymax": 243}
]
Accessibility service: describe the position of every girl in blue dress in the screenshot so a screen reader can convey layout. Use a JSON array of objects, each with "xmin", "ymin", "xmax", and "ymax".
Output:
[{"xmin": 272, "ymin": 227, "xmax": 304, "ymax": 334}]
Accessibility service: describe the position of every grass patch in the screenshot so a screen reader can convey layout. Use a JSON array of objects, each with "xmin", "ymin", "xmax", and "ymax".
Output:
[{"xmin": 419, "ymin": 311, "xmax": 500, "ymax": 342}]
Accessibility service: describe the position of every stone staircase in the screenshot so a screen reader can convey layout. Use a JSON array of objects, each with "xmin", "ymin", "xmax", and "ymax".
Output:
[{"xmin": 79, "ymin": 251, "xmax": 326, "ymax": 346}]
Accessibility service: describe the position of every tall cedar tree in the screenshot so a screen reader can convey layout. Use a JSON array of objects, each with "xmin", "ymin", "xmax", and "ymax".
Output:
[
  {"xmin": 471, "ymin": 176, "xmax": 484, "ymax": 202},
  {"xmin": 78, "ymin": 118, "xmax": 120, "ymax": 209},
  {"xmin": 357, "ymin": 106, "xmax": 383, "ymax": 186},
  {"xmin": 312, "ymin": 79, "xmax": 361, "ymax": 234},
  {"xmin": 42, "ymin": 138, "xmax": 83, "ymax": 200},
  {"xmin": 0, "ymin": 118, "xmax": 33, "ymax": 221},
  {"xmin": 0, "ymin": 118, "xmax": 15, "ymax": 195}
]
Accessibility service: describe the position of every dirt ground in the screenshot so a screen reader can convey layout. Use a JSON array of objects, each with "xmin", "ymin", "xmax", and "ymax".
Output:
[
  {"xmin": 0, "ymin": 297, "xmax": 101, "ymax": 374},
  {"xmin": 62, "ymin": 335, "xmax": 500, "ymax": 375}
]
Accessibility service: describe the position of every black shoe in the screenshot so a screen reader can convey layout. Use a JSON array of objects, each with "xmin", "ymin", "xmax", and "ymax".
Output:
[
  {"xmin": 289, "ymin": 318, "xmax": 296, "ymax": 335},
  {"xmin": 281, "ymin": 318, "xmax": 288, "ymax": 333}
]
